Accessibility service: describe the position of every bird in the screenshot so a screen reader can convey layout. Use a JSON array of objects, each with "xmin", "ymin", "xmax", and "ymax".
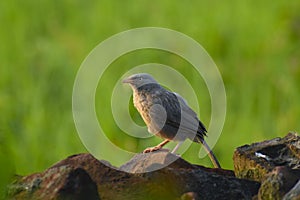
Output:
[{"xmin": 122, "ymin": 73, "xmax": 221, "ymax": 168}]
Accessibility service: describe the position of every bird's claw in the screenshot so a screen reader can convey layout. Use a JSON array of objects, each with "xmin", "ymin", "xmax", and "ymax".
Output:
[{"xmin": 143, "ymin": 146, "xmax": 162, "ymax": 153}]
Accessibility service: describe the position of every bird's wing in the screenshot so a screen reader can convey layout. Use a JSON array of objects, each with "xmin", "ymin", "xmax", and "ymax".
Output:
[
  {"xmin": 173, "ymin": 92, "xmax": 198, "ymax": 117},
  {"xmin": 165, "ymin": 92, "xmax": 200, "ymax": 132},
  {"xmin": 148, "ymin": 91, "xmax": 205, "ymax": 141},
  {"xmin": 174, "ymin": 92, "xmax": 207, "ymax": 133}
]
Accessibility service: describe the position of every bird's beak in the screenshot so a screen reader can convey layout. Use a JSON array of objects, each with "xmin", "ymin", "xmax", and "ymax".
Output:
[{"xmin": 122, "ymin": 77, "xmax": 131, "ymax": 84}]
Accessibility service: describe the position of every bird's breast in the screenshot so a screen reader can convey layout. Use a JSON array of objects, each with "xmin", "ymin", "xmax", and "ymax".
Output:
[{"xmin": 133, "ymin": 91, "xmax": 152, "ymax": 125}]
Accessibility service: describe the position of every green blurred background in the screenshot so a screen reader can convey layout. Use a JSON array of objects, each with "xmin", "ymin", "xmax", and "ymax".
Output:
[{"xmin": 1, "ymin": 0, "xmax": 300, "ymax": 194}]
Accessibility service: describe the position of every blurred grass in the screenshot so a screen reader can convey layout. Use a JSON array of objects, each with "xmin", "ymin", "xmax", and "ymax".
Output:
[{"xmin": 1, "ymin": 0, "xmax": 300, "ymax": 194}]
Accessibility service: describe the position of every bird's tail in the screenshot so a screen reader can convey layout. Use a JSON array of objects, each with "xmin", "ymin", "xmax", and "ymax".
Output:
[{"xmin": 199, "ymin": 139, "xmax": 221, "ymax": 168}]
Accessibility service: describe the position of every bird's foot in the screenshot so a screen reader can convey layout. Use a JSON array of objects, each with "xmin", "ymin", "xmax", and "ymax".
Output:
[
  {"xmin": 172, "ymin": 153, "xmax": 181, "ymax": 157},
  {"xmin": 143, "ymin": 146, "xmax": 162, "ymax": 153}
]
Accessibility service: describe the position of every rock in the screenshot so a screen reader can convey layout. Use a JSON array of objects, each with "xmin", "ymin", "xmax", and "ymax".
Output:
[
  {"xmin": 258, "ymin": 166, "xmax": 300, "ymax": 200},
  {"xmin": 120, "ymin": 149, "xmax": 195, "ymax": 173},
  {"xmin": 233, "ymin": 132, "xmax": 300, "ymax": 182},
  {"xmin": 180, "ymin": 192, "xmax": 198, "ymax": 200},
  {"xmin": 7, "ymin": 152, "xmax": 259, "ymax": 200},
  {"xmin": 283, "ymin": 179, "xmax": 300, "ymax": 200},
  {"xmin": 233, "ymin": 132, "xmax": 300, "ymax": 199},
  {"xmin": 120, "ymin": 150, "xmax": 235, "ymax": 176},
  {"xmin": 6, "ymin": 132, "xmax": 300, "ymax": 199},
  {"xmin": 7, "ymin": 165, "xmax": 100, "ymax": 200}
]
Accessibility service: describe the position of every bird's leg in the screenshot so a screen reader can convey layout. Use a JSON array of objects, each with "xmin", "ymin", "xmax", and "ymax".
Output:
[
  {"xmin": 171, "ymin": 141, "xmax": 183, "ymax": 154},
  {"xmin": 201, "ymin": 140, "xmax": 221, "ymax": 168},
  {"xmin": 143, "ymin": 139, "xmax": 170, "ymax": 153}
]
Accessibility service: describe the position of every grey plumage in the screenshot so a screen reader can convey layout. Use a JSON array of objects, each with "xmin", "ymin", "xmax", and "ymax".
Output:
[{"xmin": 123, "ymin": 73, "xmax": 221, "ymax": 168}]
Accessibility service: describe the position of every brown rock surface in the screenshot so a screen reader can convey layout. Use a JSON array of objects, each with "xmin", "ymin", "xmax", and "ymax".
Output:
[
  {"xmin": 7, "ymin": 132, "xmax": 300, "ymax": 199},
  {"xmin": 120, "ymin": 149, "xmax": 234, "ymax": 176},
  {"xmin": 233, "ymin": 132, "xmax": 300, "ymax": 182},
  {"xmin": 258, "ymin": 166, "xmax": 300, "ymax": 200},
  {"xmin": 233, "ymin": 132, "xmax": 300, "ymax": 199},
  {"xmin": 7, "ymin": 165, "xmax": 100, "ymax": 200},
  {"xmin": 7, "ymin": 152, "xmax": 259, "ymax": 200},
  {"xmin": 283, "ymin": 179, "xmax": 300, "ymax": 200}
]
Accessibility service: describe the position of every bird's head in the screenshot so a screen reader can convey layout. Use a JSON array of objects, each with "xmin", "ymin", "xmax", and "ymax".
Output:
[{"xmin": 122, "ymin": 73, "xmax": 158, "ymax": 89}]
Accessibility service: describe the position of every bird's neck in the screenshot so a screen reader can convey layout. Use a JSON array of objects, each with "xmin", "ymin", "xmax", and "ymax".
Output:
[{"xmin": 134, "ymin": 83, "xmax": 162, "ymax": 93}]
